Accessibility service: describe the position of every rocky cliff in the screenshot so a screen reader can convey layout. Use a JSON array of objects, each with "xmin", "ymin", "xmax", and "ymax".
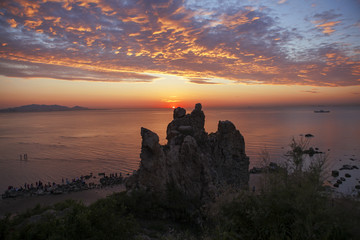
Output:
[{"xmin": 126, "ymin": 103, "xmax": 249, "ymax": 204}]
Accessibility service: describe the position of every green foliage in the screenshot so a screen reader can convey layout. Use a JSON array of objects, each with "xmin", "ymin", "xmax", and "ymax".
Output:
[
  {"xmin": 287, "ymin": 137, "xmax": 308, "ymax": 171},
  {"xmin": 87, "ymin": 195, "xmax": 138, "ymax": 239},
  {"xmin": 0, "ymin": 197, "xmax": 138, "ymax": 240},
  {"xmin": 0, "ymin": 187, "xmax": 203, "ymax": 239},
  {"xmin": 53, "ymin": 199, "xmax": 81, "ymax": 211},
  {"xmin": 216, "ymin": 186, "xmax": 349, "ymax": 239},
  {"xmin": 210, "ymin": 138, "xmax": 360, "ymax": 240},
  {"xmin": 0, "ymin": 214, "xmax": 11, "ymax": 240},
  {"xmin": 119, "ymin": 183, "xmax": 202, "ymax": 228},
  {"xmin": 119, "ymin": 190, "xmax": 164, "ymax": 219},
  {"xmin": 164, "ymin": 181, "xmax": 202, "ymax": 225}
]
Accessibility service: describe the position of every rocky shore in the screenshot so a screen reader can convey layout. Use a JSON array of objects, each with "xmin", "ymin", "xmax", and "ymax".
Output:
[
  {"xmin": 331, "ymin": 164, "xmax": 360, "ymax": 189},
  {"xmin": 2, "ymin": 173, "xmax": 124, "ymax": 199}
]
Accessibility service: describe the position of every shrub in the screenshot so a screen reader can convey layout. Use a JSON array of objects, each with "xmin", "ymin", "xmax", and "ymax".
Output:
[
  {"xmin": 1, "ymin": 197, "xmax": 139, "ymax": 240},
  {"xmin": 210, "ymin": 138, "xmax": 359, "ymax": 240},
  {"xmin": 164, "ymin": 181, "xmax": 202, "ymax": 225}
]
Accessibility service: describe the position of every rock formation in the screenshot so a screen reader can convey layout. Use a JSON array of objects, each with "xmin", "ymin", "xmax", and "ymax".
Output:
[{"xmin": 126, "ymin": 103, "xmax": 249, "ymax": 204}]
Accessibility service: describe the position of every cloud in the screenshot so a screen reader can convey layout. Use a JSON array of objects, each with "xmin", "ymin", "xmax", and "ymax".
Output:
[
  {"xmin": 314, "ymin": 21, "xmax": 341, "ymax": 34},
  {"xmin": 161, "ymin": 98, "xmax": 181, "ymax": 103},
  {"xmin": 0, "ymin": 59, "xmax": 157, "ymax": 82},
  {"xmin": 6, "ymin": 18, "xmax": 17, "ymax": 27},
  {"xmin": 313, "ymin": 10, "xmax": 342, "ymax": 21},
  {"xmin": 188, "ymin": 78, "xmax": 221, "ymax": 84},
  {"xmin": 0, "ymin": 0, "xmax": 359, "ymax": 87},
  {"xmin": 301, "ymin": 89, "xmax": 319, "ymax": 94},
  {"xmin": 311, "ymin": 10, "xmax": 342, "ymax": 35}
]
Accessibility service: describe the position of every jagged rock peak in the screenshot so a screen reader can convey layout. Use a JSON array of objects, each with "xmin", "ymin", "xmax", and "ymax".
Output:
[
  {"xmin": 173, "ymin": 107, "xmax": 186, "ymax": 119},
  {"xmin": 126, "ymin": 103, "xmax": 249, "ymax": 205},
  {"xmin": 218, "ymin": 120, "xmax": 236, "ymax": 134},
  {"xmin": 166, "ymin": 103, "xmax": 205, "ymax": 145}
]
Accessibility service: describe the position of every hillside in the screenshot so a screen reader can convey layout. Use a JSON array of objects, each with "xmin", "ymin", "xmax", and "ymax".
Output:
[{"xmin": 0, "ymin": 104, "xmax": 89, "ymax": 113}]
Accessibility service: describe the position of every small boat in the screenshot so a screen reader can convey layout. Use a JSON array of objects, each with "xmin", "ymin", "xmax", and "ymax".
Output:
[{"xmin": 314, "ymin": 110, "xmax": 330, "ymax": 113}]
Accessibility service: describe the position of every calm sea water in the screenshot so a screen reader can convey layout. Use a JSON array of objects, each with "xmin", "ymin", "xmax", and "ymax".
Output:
[{"xmin": 0, "ymin": 106, "xmax": 359, "ymax": 194}]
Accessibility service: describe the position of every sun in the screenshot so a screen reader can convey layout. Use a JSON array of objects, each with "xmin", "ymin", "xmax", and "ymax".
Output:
[{"xmin": 172, "ymin": 106, "xmax": 176, "ymax": 109}]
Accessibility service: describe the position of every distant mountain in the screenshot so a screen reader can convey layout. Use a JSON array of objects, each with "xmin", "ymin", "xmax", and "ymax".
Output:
[{"xmin": 0, "ymin": 104, "xmax": 90, "ymax": 113}]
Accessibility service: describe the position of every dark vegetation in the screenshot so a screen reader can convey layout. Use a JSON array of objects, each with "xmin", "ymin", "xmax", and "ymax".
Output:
[{"xmin": 1, "ymin": 139, "xmax": 359, "ymax": 239}]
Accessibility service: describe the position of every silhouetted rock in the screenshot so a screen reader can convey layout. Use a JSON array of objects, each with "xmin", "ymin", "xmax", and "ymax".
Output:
[
  {"xmin": 126, "ymin": 103, "xmax": 249, "ymax": 204},
  {"xmin": 340, "ymin": 165, "xmax": 358, "ymax": 170},
  {"xmin": 250, "ymin": 162, "xmax": 282, "ymax": 174},
  {"xmin": 209, "ymin": 120, "xmax": 248, "ymax": 187},
  {"xmin": 332, "ymin": 170, "xmax": 339, "ymax": 177},
  {"xmin": 173, "ymin": 107, "xmax": 186, "ymax": 119}
]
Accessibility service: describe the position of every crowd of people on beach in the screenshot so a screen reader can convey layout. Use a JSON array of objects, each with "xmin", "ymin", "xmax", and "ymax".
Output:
[{"xmin": 2, "ymin": 172, "xmax": 124, "ymax": 199}]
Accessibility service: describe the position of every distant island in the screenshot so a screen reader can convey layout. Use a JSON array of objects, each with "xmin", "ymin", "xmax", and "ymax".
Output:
[{"xmin": 0, "ymin": 104, "xmax": 90, "ymax": 113}]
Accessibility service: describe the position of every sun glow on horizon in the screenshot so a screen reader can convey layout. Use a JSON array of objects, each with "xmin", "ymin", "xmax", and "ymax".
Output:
[{"xmin": 0, "ymin": 75, "xmax": 359, "ymax": 109}]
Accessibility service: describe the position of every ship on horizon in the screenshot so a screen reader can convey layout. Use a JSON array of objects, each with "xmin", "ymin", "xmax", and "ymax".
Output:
[{"xmin": 314, "ymin": 110, "xmax": 330, "ymax": 113}]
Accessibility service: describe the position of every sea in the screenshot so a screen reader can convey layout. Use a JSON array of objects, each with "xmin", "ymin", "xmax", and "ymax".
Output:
[{"xmin": 0, "ymin": 106, "xmax": 359, "ymax": 195}]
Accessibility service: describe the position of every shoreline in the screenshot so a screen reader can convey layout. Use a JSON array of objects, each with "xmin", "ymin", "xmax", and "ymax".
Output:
[{"xmin": 0, "ymin": 184, "xmax": 125, "ymax": 218}]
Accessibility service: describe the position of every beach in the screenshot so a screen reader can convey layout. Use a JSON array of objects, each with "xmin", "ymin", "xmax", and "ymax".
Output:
[{"xmin": 0, "ymin": 184, "xmax": 125, "ymax": 218}]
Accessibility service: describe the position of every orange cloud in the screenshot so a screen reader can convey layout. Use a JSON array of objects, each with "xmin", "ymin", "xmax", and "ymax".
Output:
[
  {"xmin": 352, "ymin": 65, "xmax": 360, "ymax": 76},
  {"xmin": 326, "ymin": 53, "xmax": 336, "ymax": 59},
  {"xmin": 218, "ymin": 10, "xmax": 258, "ymax": 29},
  {"xmin": 43, "ymin": 16, "xmax": 61, "ymax": 23},
  {"xmin": 314, "ymin": 21, "xmax": 341, "ymax": 34},
  {"xmin": 6, "ymin": 19, "xmax": 18, "ymax": 28},
  {"xmin": 66, "ymin": 26, "xmax": 92, "ymax": 32},
  {"xmin": 5, "ymin": 0, "xmax": 41, "ymax": 17},
  {"xmin": 24, "ymin": 20, "xmax": 43, "ymax": 29}
]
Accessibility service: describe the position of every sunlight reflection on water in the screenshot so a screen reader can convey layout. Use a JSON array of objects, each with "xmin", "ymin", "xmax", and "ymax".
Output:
[{"xmin": 0, "ymin": 106, "xmax": 359, "ymax": 193}]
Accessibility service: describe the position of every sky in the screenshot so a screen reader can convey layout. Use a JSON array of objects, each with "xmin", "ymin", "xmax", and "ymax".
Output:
[{"xmin": 0, "ymin": 0, "xmax": 359, "ymax": 109}]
